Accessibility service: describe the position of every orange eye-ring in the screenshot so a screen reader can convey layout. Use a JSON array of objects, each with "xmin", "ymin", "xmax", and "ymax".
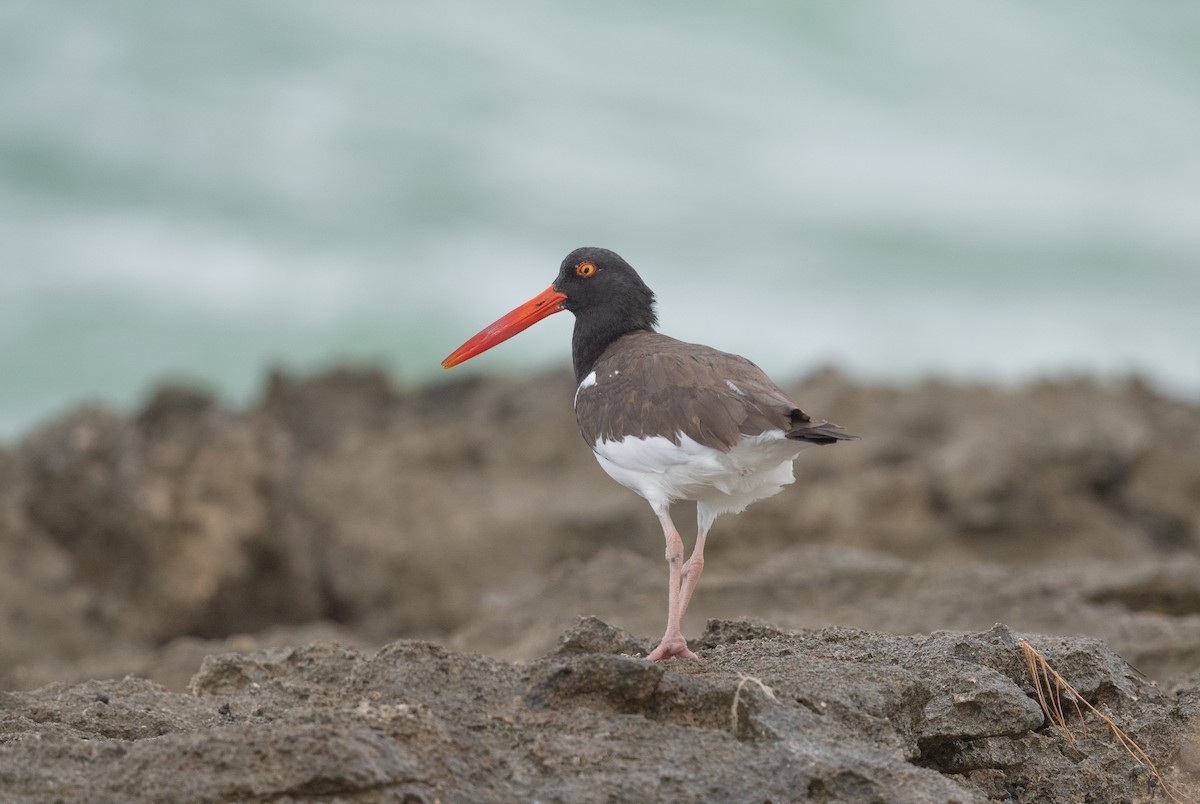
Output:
[{"xmin": 575, "ymin": 262, "xmax": 596, "ymax": 277}]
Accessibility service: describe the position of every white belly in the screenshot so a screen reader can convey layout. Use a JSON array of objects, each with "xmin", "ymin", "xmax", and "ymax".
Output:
[{"xmin": 591, "ymin": 430, "xmax": 805, "ymax": 517}]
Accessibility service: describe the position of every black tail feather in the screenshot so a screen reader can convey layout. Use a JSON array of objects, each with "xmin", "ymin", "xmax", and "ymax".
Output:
[{"xmin": 785, "ymin": 418, "xmax": 858, "ymax": 445}]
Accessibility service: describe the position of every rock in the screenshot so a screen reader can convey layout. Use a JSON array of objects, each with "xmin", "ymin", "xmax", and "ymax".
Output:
[
  {"xmin": 17, "ymin": 395, "xmax": 321, "ymax": 643},
  {"xmin": 1, "ymin": 623, "xmax": 1195, "ymax": 803},
  {"xmin": 554, "ymin": 615, "xmax": 653, "ymax": 657},
  {"xmin": 2, "ymin": 367, "xmax": 1200, "ymax": 799},
  {"xmin": 4, "ymin": 369, "xmax": 1200, "ymax": 689}
]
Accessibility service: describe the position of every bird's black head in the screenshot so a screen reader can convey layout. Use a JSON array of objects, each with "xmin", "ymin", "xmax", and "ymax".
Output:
[
  {"xmin": 440, "ymin": 246, "xmax": 658, "ymax": 382},
  {"xmin": 554, "ymin": 247, "xmax": 658, "ymax": 324},
  {"xmin": 554, "ymin": 247, "xmax": 658, "ymax": 381}
]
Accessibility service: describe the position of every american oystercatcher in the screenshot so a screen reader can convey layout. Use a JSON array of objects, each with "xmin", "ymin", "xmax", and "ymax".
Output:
[{"xmin": 442, "ymin": 247, "xmax": 856, "ymax": 661}]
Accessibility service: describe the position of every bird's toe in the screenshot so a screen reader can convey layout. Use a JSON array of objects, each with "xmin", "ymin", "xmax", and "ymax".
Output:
[{"xmin": 646, "ymin": 636, "xmax": 699, "ymax": 662}]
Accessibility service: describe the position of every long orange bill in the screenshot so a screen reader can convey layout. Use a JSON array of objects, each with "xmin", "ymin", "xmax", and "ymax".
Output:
[{"xmin": 442, "ymin": 285, "xmax": 568, "ymax": 369}]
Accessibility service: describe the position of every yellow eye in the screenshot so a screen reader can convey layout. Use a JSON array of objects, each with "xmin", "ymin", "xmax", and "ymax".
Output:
[{"xmin": 575, "ymin": 262, "xmax": 597, "ymax": 277}]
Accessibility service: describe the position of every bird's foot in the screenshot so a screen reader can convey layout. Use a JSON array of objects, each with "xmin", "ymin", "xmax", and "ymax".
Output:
[{"xmin": 646, "ymin": 634, "xmax": 698, "ymax": 662}]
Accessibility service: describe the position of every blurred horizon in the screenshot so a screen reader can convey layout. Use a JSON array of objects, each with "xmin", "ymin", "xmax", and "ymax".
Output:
[{"xmin": 2, "ymin": 1, "xmax": 1199, "ymax": 441}]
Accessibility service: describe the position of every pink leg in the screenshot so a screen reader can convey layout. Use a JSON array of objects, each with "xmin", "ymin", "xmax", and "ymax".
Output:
[
  {"xmin": 646, "ymin": 506, "xmax": 698, "ymax": 661},
  {"xmin": 677, "ymin": 518, "xmax": 709, "ymax": 621}
]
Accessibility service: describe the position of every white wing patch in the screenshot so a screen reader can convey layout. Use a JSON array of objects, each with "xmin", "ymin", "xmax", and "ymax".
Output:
[
  {"xmin": 574, "ymin": 370, "xmax": 598, "ymax": 408},
  {"xmin": 725, "ymin": 379, "xmax": 745, "ymax": 396}
]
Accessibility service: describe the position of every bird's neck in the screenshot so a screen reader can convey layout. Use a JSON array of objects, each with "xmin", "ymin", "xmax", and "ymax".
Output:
[{"xmin": 571, "ymin": 314, "xmax": 653, "ymax": 383}]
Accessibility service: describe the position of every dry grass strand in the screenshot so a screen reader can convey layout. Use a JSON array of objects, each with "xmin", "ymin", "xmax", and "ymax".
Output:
[
  {"xmin": 1019, "ymin": 637, "xmax": 1183, "ymax": 803},
  {"xmin": 730, "ymin": 673, "xmax": 777, "ymax": 736}
]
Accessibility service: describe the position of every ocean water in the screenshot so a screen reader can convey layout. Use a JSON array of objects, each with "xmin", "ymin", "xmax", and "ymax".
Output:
[{"xmin": 2, "ymin": 1, "xmax": 1199, "ymax": 441}]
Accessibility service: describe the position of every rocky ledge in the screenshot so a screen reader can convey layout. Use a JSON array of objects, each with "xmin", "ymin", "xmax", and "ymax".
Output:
[
  {"xmin": 1, "ymin": 367, "xmax": 1199, "ymax": 800},
  {"xmin": 2, "ymin": 618, "xmax": 1196, "ymax": 802}
]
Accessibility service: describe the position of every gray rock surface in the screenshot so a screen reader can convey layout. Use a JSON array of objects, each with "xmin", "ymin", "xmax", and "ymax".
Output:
[
  {"xmin": 2, "ymin": 620, "xmax": 1194, "ymax": 803},
  {"xmin": 1, "ymin": 367, "xmax": 1199, "ymax": 800}
]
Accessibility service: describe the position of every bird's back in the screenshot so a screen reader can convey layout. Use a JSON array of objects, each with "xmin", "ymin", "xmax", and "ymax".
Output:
[{"xmin": 575, "ymin": 330, "xmax": 828, "ymax": 450}]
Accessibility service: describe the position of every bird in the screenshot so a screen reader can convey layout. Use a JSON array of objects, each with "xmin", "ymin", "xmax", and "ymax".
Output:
[{"xmin": 442, "ymin": 247, "xmax": 856, "ymax": 661}]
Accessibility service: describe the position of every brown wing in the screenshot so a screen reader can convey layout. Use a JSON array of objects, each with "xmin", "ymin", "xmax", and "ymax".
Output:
[{"xmin": 574, "ymin": 331, "xmax": 849, "ymax": 451}]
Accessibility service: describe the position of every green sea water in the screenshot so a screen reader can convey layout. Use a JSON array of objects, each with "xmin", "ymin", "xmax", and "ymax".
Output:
[{"xmin": 2, "ymin": 1, "xmax": 1199, "ymax": 440}]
